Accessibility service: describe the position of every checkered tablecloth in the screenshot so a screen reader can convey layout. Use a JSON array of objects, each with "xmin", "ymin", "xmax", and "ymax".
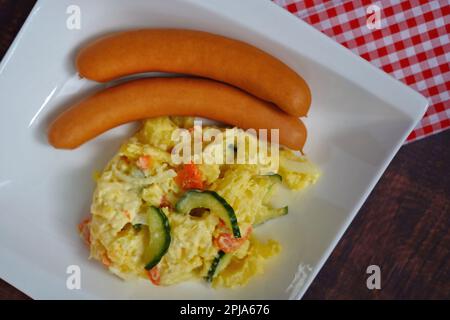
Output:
[{"xmin": 273, "ymin": 0, "xmax": 449, "ymax": 143}]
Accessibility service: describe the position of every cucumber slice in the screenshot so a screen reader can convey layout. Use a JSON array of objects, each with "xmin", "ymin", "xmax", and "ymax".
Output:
[
  {"xmin": 205, "ymin": 250, "xmax": 232, "ymax": 282},
  {"xmin": 257, "ymin": 173, "xmax": 282, "ymax": 195},
  {"xmin": 251, "ymin": 174, "xmax": 287, "ymax": 225},
  {"xmin": 256, "ymin": 173, "xmax": 283, "ymax": 205},
  {"xmin": 254, "ymin": 206, "xmax": 288, "ymax": 226},
  {"xmin": 144, "ymin": 206, "xmax": 171, "ymax": 270},
  {"xmin": 264, "ymin": 173, "xmax": 282, "ymax": 183},
  {"xmin": 175, "ymin": 189, "xmax": 241, "ymax": 238}
]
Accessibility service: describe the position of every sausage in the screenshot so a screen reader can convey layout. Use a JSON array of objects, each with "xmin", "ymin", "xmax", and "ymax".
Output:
[
  {"xmin": 76, "ymin": 29, "xmax": 311, "ymax": 117},
  {"xmin": 48, "ymin": 77, "xmax": 307, "ymax": 150}
]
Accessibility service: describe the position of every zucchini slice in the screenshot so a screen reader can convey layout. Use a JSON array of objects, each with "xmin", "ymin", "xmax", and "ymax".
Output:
[
  {"xmin": 205, "ymin": 250, "xmax": 232, "ymax": 282},
  {"xmin": 254, "ymin": 206, "xmax": 288, "ymax": 226},
  {"xmin": 175, "ymin": 189, "xmax": 241, "ymax": 238},
  {"xmin": 144, "ymin": 206, "xmax": 171, "ymax": 270}
]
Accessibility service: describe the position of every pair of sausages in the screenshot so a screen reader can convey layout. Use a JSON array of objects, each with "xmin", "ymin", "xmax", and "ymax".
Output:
[{"xmin": 48, "ymin": 29, "xmax": 311, "ymax": 150}]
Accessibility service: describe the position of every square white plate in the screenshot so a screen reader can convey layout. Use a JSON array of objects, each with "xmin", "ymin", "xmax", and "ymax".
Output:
[{"xmin": 0, "ymin": 0, "xmax": 428, "ymax": 299}]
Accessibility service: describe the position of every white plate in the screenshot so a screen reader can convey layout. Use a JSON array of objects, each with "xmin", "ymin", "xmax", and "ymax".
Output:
[{"xmin": 0, "ymin": 0, "xmax": 428, "ymax": 299}]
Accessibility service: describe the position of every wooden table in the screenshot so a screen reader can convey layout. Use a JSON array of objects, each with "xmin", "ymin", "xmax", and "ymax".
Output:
[{"xmin": 1, "ymin": 0, "xmax": 448, "ymax": 300}]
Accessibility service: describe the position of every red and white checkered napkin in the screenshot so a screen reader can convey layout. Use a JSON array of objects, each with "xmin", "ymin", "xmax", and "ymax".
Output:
[{"xmin": 274, "ymin": 0, "xmax": 449, "ymax": 143}]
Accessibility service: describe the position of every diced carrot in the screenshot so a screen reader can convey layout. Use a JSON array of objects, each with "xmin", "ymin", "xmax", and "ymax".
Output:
[
  {"xmin": 213, "ymin": 226, "xmax": 252, "ymax": 253},
  {"xmin": 101, "ymin": 252, "xmax": 112, "ymax": 267},
  {"xmin": 136, "ymin": 155, "xmax": 152, "ymax": 170},
  {"xmin": 213, "ymin": 233, "xmax": 236, "ymax": 253},
  {"xmin": 175, "ymin": 163, "xmax": 204, "ymax": 190},
  {"xmin": 78, "ymin": 217, "xmax": 91, "ymax": 246},
  {"xmin": 146, "ymin": 267, "xmax": 161, "ymax": 286}
]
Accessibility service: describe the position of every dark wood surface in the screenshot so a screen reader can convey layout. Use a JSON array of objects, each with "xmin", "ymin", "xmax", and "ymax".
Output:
[{"xmin": 0, "ymin": 0, "xmax": 448, "ymax": 300}]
